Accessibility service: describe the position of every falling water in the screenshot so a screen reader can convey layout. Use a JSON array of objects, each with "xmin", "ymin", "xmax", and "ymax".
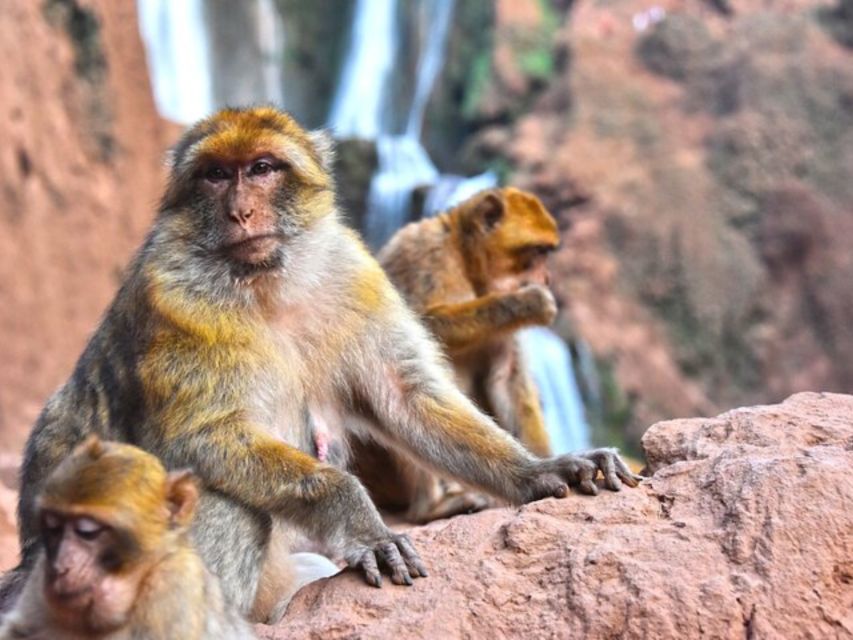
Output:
[
  {"xmin": 327, "ymin": 0, "xmax": 397, "ymax": 139},
  {"xmin": 256, "ymin": 0, "xmax": 285, "ymax": 104},
  {"xmin": 137, "ymin": 0, "xmax": 213, "ymax": 123},
  {"xmin": 520, "ymin": 328, "xmax": 591, "ymax": 452},
  {"xmin": 328, "ymin": 0, "xmax": 498, "ymax": 248},
  {"xmin": 404, "ymin": 0, "xmax": 455, "ymax": 140},
  {"xmin": 366, "ymin": 137, "xmax": 439, "ymax": 249}
]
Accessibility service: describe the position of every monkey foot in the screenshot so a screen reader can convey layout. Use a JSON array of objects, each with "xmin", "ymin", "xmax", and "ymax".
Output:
[{"xmin": 410, "ymin": 492, "xmax": 494, "ymax": 524}]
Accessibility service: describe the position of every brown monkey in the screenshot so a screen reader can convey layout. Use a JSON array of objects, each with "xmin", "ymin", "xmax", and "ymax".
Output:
[
  {"xmin": 4, "ymin": 107, "xmax": 639, "ymax": 624},
  {"xmin": 0, "ymin": 436, "xmax": 255, "ymax": 639},
  {"xmin": 355, "ymin": 188, "xmax": 562, "ymax": 522}
]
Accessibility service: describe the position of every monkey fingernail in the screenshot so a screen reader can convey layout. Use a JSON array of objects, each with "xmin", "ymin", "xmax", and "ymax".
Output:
[{"xmin": 581, "ymin": 481, "xmax": 598, "ymax": 495}]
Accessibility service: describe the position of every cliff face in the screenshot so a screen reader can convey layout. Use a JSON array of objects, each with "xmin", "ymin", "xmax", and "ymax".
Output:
[
  {"xmin": 264, "ymin": 393, "xmax": 853, "ymax": 639},
  {"xmin": 0, "ymin": 1, "xmax": 168, "ymax": 448},
  {"xmin": 437, "ymin": 0, "xmax": 853, "ymax": 443}
]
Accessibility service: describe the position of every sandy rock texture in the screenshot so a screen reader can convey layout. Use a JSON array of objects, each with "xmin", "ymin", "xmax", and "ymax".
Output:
[
  {"xmin": 0, "ymin": 1, "xmax": 168, "ymax": 450},
  {"xmin": 263, "ymin": 392, "xmax": 853, "ymax": 639}
]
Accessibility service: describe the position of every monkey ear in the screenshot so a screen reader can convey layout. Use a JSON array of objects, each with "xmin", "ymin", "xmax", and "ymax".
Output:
[
  {"xmin": 309, "ymin": 129, "xmax": 336, "ymax": 173},
  {"xmin": 475, "ymin": 192, "xmax": 505, "ymax": 231},
  {"xmin": 80, "ymin": 434, "xmax": 105, "ymax": 459},
  {"xmin": 166, "ymin": 470, "xmax": 199, "ymax": 528}
]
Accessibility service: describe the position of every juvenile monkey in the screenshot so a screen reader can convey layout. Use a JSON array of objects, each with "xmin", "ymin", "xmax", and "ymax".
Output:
[
  {"xmin": 6, "ymin": 107, "xmax": 639, "ymax": 623},
  {"xmin": 0, "ymin": 436, "xmax": 255, "ymax": 640},
  {"xmin": 356, "ymin": 188, "xmax": 562, "ymax": 522}
]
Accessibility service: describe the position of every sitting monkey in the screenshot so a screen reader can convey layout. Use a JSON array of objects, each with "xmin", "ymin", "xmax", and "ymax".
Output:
[
  {"xmin": 0, "ymin": 436, "xmax": 256, "ymax": 640},
  {"xmin": 357, "ymin": 188, "xmax": 565, "ymax": 522},
  {"xmin": 2, "ymin": 108, "xmax": 639, "ymax": 624}
]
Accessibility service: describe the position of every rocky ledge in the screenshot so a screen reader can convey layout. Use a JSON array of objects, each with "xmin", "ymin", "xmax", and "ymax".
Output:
[{"xmin": 265, "ymin": 392, "xmax": 853, "ymax": 639}]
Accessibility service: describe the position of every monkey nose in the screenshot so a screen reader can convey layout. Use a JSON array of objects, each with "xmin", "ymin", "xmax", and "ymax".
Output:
[{"xmin": 228, "ymin": 208, "xmax": 254, "ymax": 225}]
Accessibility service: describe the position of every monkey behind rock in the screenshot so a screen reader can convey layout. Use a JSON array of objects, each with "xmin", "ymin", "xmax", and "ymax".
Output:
[
  {"xmin": 354, "ymin": 188, "xmax": 564, "ymax": 522},
  {"xmin": 5, "ymin": 107, "xmax": 639, "ymax": 625},
  {"xmin": 0, "ymin": 436, "xmax": 256, "ymax": 640}
]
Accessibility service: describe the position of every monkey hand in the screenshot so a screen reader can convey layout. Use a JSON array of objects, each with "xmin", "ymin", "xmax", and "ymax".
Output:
[
  {"xmin": 507, "ymin": 284, "xmax": 558, "ymax": 326},
  {"xmin": 521, "ymin": 448, "xmax": 643, "ymax": 501},
  {"xmin": 344, "ymin": 529, "xmax": 428, "ymax": 588}
]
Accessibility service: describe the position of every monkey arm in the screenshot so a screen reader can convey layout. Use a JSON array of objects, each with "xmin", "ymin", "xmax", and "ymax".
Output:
[
  {"xmin": 359, "ymin": 318, "xmax": 641, "ymax": 504},
  {"xmin": 423, "ymin": 284, "xmax": 556, "ymax": 352},
  {"xmin": 159, "ymin": 421, "xmax": 427, "ymax": 587}
]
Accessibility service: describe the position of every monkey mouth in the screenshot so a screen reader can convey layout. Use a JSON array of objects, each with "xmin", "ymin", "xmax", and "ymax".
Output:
[
  {"xmin": 47, "ymin": 584, "xmax": 93, "ymax": 608},
  {"xmin": 221, "ymin": 233, "xmax": 283, "ymax": 264}
]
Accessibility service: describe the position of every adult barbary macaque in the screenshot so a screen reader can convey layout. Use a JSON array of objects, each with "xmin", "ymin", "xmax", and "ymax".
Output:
[
  {"xmin": 4, "ymin": 107, "xmax": 640, "ymax": 623},
  {"xmin": 356, "ymin": 188, "xmax": 564, "ymax": 522},
  {"xmin": 0, "ymin": 436, "xmax": 255, "ymax": 640}
]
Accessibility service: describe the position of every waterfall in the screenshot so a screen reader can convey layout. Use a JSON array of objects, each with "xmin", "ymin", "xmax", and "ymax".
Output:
[
  {"xmin": 519, "ymin": 328, "xmax": 591, "ymax": 453},
  {"xmin": 328, "ymin": 0, "xmax": 498, "ymax": 248},
  {"xmin": 365, "ymin": 137, "xmax": 439, "ymax": 250},
  {"xmin": 404, "ymin": 0, "xmax": 455, "ymax": 140},
  {"xmin": 137, "ymin": 0, "xmax": 213, "ymax": 123},
  {"xmin": 256, "ymin": 0, "xmax": 285, "ymax": 104},
  {"xmin": 327, "ymin": 0, "xmax": 397, "ymax": 139}
]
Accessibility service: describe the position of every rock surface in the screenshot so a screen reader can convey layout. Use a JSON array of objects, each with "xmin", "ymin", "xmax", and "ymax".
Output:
[
  {"xmin": 260, "ymin": 392, "xmax": 853, "ymax": 639},
  {"xmin": 0, "ymin": 0, "xmax": 168, "ymax": 450}
]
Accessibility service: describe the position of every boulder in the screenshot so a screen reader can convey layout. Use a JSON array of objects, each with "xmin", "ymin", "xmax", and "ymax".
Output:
[{"xmin": 262, "ymin": 392, "xmax": 853, "ymax": 639}]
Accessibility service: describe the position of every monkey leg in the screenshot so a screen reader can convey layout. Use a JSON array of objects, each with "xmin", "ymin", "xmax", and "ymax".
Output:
[
  {"xmin": 191, "ymin": 491, "xmax": 270, "ymax": 617},
  {"xmin": 250, "ymin": 522, "xmax": 339, "ymax": 625},
  {"xmin": 485, "ymin": 339, "xmax": 552, "ymax": 457},
  {"xmin": 403, "ymin": 463, "xmax": 494, "ymax": 524}
]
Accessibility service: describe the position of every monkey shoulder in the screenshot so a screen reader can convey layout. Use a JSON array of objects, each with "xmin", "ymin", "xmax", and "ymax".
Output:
[{"xmin": 378, "ymin": 217, "xmax": 466, "ymax": 307}]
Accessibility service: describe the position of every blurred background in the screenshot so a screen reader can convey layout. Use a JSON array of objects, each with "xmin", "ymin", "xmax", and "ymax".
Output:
[{"xmin": 1, "ymin": 0, "xmax": 852, "ymax": 464}]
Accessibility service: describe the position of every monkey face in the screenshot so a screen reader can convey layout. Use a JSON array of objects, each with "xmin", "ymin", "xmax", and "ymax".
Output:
[
  {"xmin": 39, "ymin": 510, "xmax": 140, "ymax": 633},
  {"xmin": 41, "ymin": 511, "xmax": 112, "ymax": 601},
  {"xmin": 463, "ymin": 188, "xmax": 559, "ymax": 294},
  {"xmin": 195, "ymin": 154, "xmax": 291, "ymax": 267},
  {"xmin": 162, "ymin": 107, "xmax": 336, "ymax": 274}
]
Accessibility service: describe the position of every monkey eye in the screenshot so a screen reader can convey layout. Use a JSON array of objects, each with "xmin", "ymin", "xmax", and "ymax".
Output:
[
  {"xmin": 249, "ymin": 160, "xmax": 273, "ymax": 177},
  {"xmin": 204, "ymin": 166, "xmax": 230, "ymax": 182},
  {"xmin": 73, "ymin": 517, "xmax": 104, "ymax": 541}
]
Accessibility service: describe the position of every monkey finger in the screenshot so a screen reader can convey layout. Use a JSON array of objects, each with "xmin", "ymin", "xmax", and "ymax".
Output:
[
  {"xmin": 577, "ymin": 464, "xmax": 599, "ymax": 495},
  {"xmin": 355, "ymin": 551, "xmax": 382, "ymax": 588},
  {"xmin": 395, "ymin": 535, "xmax": 429, "ymax": 578},
  {"xmin": 613, "ymin": 456, "xmax": 643, "ymax": 487},
  {"xmin": 600, "ymin": 454, "xmax": 622, "ymax": 492},
  {"xmin": 379, "ymin": 542, "xmax": 413, "ymax": 586}
]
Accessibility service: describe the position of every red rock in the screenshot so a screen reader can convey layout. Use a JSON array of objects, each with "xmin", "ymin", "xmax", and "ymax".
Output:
[
  {"xmin": 0, "ymin": 0, "xmax": 168, "ymax": 451},
  {"xmin": 262, "ymin": 392, "xmax": 853, "ymax": 639}
]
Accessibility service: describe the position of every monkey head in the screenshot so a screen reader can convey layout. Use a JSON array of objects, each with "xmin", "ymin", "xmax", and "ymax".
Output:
[
  {"xmin": 36, "ymin": 436, "xmax": 198, "ymax": 634},
  {"xmin": 160, "ymin": 106, "xmax": 336, "ymax": 276},
  {"xmin": 457, "ymin": 187, "xmax": 560, "ymax": 294}
]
